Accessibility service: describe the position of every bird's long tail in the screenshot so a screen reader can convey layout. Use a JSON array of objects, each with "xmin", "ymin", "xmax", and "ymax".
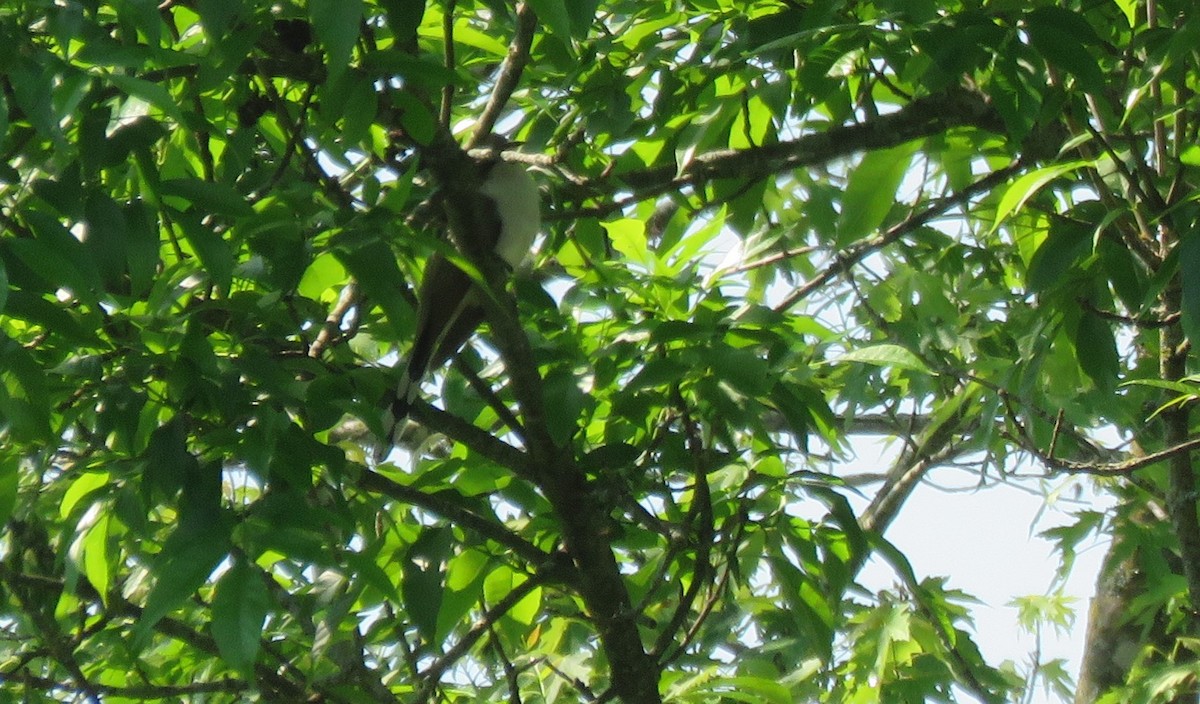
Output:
[{"xmin": 375, "ymin": 368, "xmax": 419, "ymax": 462}]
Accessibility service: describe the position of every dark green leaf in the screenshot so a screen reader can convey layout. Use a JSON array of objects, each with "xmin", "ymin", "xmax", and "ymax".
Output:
[
  {"xmin": 309, "ymin": 0, "xmax": 363, "ymax": 80},
  {"xmin": 1027, "ymin": 221, "xmax": 1091, "ymax": 294},
  {"xmin": 565, "ymin": 0, "xmax": 599, "ymax": 37},
  {"xmin": 0, "ymin": 336, "xmax": 52, "ymax": 443},
  {"xmin": 527, "ymin": 0, "xmax": 571, "ymax": 40},
  {"xmin": 32, "ymin": 162, "xmax": 83, "ymax": 217},
  {"xmin": 1098, "ymin": 236, "xmax": 1146, "ymax": 312},
  {"xmin": 124, "ymin": 200, "xmax": 160, "ymax": 298},
  {"xmin": 380, "ymin": 0, "xmax": 427, "ymax": 44},
  {"xmin": 334, "ymin": 237, "xmax": 413, "ymax": 338},
  {"xmin": 177, "ymin": 213, "xmax": 235, "ymax": 293},
  {"xmin": 194, "ymin": 0, "xmax": 243, "ymax": 37},
  {"xmin": 9, "ymin": 59, "xmax": 60, "ymax": 142},
  {"xmin": 1073, "ymin": 313, "xmax": 1119, "ymax": 390},
  {"xmin": 83, "ymin": 192, "xmax": 129, "ymax": 292},
  {"xmin": 707, "ymin": 345, "xmax": 773, "ymax": 397},
  {"xmin": 159, "ymin": 178, "xmax": 253, "ymax": 218},
  {"xmin": 1025, "ymin": 7, "xmax": 1105, "ymax": 94},
  {"xmin": 136, "ymin": 516, "xmax": 232, "ymax": 646},
  {"xmin": 1181, "ymin": 231, "xmax": 1200, "ymax": 348},
  {"xmin": 0, "ymin": 453, "xmax": 18, "ymax": 528},
  {"xmin": 403, "ymin": 526, "xmax": 452, "ymax": 644},
  {"xmin": 17, "ymin": 211, "xmax": 101, "ymax": 305},
  {"xmin": 394, "ymin": 92, "xmax": 436, "ymax": 145},
  {"xmin": 211, "ymin": 558, "xmax": 271, "ymax": 675},
  {"xmin": 541, "ymin": 365, "xmax": 586, "ymax": 444}
]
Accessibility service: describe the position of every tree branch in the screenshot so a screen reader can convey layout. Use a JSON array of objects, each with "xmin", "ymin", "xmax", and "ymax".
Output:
[
  {"xmin": 414, "ymin": 572, "xmax": 547, "ymax": 702},
  {"xmin": 559, "ymin": 86, "xmax": 1003, "ymax": 218},
  {"xmin": 358, "ymin": 468, "xmax": 565, "ymax": 577},
  {"xmin": 775, "ymin": 160, "xmax": 1024, "ymax": 313},
  {"xmin": 467, "ymin": 1, "xmax": 537, "ymax": 148}
]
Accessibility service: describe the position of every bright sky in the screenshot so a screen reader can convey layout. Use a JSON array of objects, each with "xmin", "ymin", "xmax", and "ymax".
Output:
[{"xmin": 846, "ymin": 438, "xmax": 1111, "ymax": 704}]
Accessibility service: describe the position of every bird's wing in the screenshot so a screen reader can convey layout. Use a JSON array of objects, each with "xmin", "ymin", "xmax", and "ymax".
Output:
[{"xmin": 378, "ymin": 185, "xmax": 508, "ymax": 457}]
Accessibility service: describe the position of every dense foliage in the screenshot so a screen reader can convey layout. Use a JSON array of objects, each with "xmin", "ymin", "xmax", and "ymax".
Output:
[{"xmin": 1, "ymin": 0, "xmax": 1198, "ymax": 702}]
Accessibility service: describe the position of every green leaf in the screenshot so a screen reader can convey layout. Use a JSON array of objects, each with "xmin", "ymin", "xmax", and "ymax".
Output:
[
  {"xmin": 684, "ymin": 676, "xmax": 793, "ymax": 704},
  {"xmin": 483, "ymin": 566, "xmax": 539, "ymax": 626},
  {"xmin": 1181, "ymin": 145, "xmax": 1200, "ymax": 167},
  {"xmin": 1111, "ymin": 0, "xmax": 1137, "ymax": 26},
  {"xmin": 994, "ymin": 162, "xmax": 1089, "ymax": 233},
  {"xmin": 299, "ymin": 251, "xmax": 349, "ymax": 301},
  {"xmin": 334, "ymin": 236, "xmax": 413, "ymax": 338},
  {"xmin": 1182, "ymin": 232, "xmax": 1200, "ymax": 347},
  {"xmin": 1074, "ymin": 313, "xmax": 1120, "ymax": 389},
  {"xmin": 1121, "ymin": 377, "xmax": 1200, "ymax": 397},
  {"xmin": 211, "ymin": 558, "xmax": 271, "ymax": 675},
  {"xmin": 402, "ymin": 526, "xmax": 452, "ymax": 644},
  {"xmin": 159, "ymin": 178, "xmax": 253, "ymax": 218},
  {"xmin": 107, "ymin": 72, "xmax": 185, "ymax": 122},
  {"xmin": 176, "ymin": 218, "xmax": 234, "ymax": 293},
  {"xmin": 0, "ymin": 454, "xmax": 19, "ymax": 530},
  {"xmin": 605, "ymin": 218, "xmax": 653, "ymax": 269},
  {"xmin": 527, "ymin": 0, "xmax": 572, "ymax": 40},
  {"xmin": 1027, "ymin": 220, "xmax": 1091, "ymax": 293},
  {"xmin": 837, "ymin": 141, "xmax": 918, "ymax": 246},
  {"xmin": 437, "ymin": 549, "xmax": 488, "ymax": 641},
  {"xmin": 82, "ymin": 514, "xmax": 112, "ymax": 605},
  {"xmin": 1025, "ymin": 8, "xmax": 1106, "ymax": 94},
  {"xmin": 838, "ymin": 344, "xmax": 931, "ymax": 373},
  {"xmin": 136, "ymin": 517, "xmax": 231, "ymax": 646},
  {"xmin": 310, "ymin": 0, "xmax": 363, "ymax": 80},
  {"xmin": 83, "ymin": 192, "xmax": 129, "ymax": 292},
  {"xmin": 60, "ymin": 471, "xmax": 111, "ymax": 519},
  {"xmin": 440, "ymin": 21, "xmax": 508, "ymax": 56}
]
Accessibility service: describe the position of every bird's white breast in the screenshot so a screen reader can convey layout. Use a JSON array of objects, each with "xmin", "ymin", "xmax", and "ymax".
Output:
[{"xmin": 479, "ymin": 161, "xmax": 541, "ymax": 268}]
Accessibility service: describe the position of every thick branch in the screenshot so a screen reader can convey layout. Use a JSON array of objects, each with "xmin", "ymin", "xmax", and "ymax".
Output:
[
  {"xmin": 576, "ymin": 87, "xmax": 1002, "ymax": 207},
  {"xmin": 1160, "ymin": 290, "xmax": 1200, "ymax": 632},
  {"xmin": 422, "ymin": 134, "xmax": 662, "ymax": 702}
]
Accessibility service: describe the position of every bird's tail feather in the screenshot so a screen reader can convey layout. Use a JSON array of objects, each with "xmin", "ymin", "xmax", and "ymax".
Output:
[{"xmin": 375, "ymin": 371, "xmax": 419, "ymax": 462}]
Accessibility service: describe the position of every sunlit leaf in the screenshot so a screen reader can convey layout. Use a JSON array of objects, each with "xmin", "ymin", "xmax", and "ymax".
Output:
[
  {"xmin": 837, "ymin": 141, "xmax": 919, "ymax": 245},
  {"xmin": 838, "ymin": 344, "xmax": 931, "ymax": 374}
]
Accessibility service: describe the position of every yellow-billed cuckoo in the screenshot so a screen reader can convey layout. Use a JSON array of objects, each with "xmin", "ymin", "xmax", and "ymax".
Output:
[{"xmin": 378, "ymin": 150, "xmax": 541, "ymax": 455}]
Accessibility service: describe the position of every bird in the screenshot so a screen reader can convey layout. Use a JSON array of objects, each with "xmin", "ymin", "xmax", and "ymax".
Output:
[{"xmin": 377, "ymin": 146, "xmax": 541, "ymax": 458}]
